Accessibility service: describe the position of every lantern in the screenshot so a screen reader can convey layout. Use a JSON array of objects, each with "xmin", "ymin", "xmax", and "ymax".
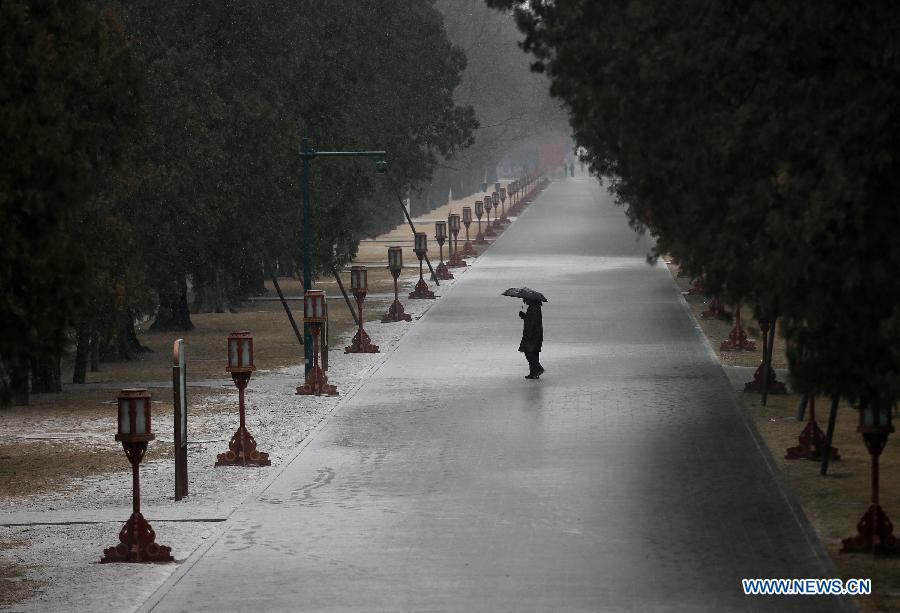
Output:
[
  {"xmin": 226, "ymin": 331, "xmax": 255, "ymax": 373},
  {"xmin": 350, "ymin": 266, "xmax": 368, "ymax": 293},
  {"xmin": 492, "ymin": 191, "xmax": 500, "ymax": 206},
  {"xmin": 116, "ymin": 388, "xmax": 153, "ymax": 442},
  {"xmin": 303, "ymin": 290, "xmax": 328, "ymax": 323},
  {"xmin": 494, "ymin": 181, "xmax": 501, "ymax": 193},
  {"xmin": 448, "ymin": 213, "xmax": 461, "ymax": 234},
  {"xmin": 414, "ymin": 232, "xmax": 427, "ymax": 255},
  {"xmin": 860, "ymin": 402, "xmax": 894, "ymax": 433},
  {"xmin": 484, "ymin": 196, "xmax": 492, "ymax": 212},
  {"xmin": 475, "ymin": 200, "xmax": 484, "ymax": 219},
  {"xmin": 388, "ymin": 246, "xmax": 403, "ymax": 272},
  {"xmin": 462, "ymin": 207, "xmax": 472, "ymax": 225},
  {"xmin": 500, "ymin": 187, "xmax": 506, "ymax": 203},
  {"xmin": 435, "ymin": 221, "xmax": 447, "ymax": 242}
]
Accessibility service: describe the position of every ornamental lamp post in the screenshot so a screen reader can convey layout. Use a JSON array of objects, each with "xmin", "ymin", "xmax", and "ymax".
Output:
[
  {"xmin": 461, "ymin": 206, "xmax": 477, "ymax": 257},
  {"xmin": 499, "ymin": 187, "xmax": 509, "ymax": 224},
  {"xmin": 382, "ymin": 246, "xmax": 412, "ymax": 322},
  {"xmin": 296, "ymin": 291, "xmax": 338, "ymax": 396},
  {"xmin": 491, "ymin": 191, "xmax": 503, "ymax": 230},
  {"xmin": 409, "ymin": 233, "xmax": 436, "ymax": 299},
  {"xmin": 448, "ymin": 213, "xmax": 466, "ymax": 268},
  {"xmin": 101, "ymin": 389, "xmax": 174, "ymax": 563},
  {"xmin": 434, "ymin": 221, "xmax": 453, "ymax": 280},
  {"xmin": 841, "ymin": 400, "xmax": 897, "ymax": 554},
  {"xmin": 216, "ymin": 332, "xmax": 270, "ymax": 466},
  {"xmin": 345, "ymin": 266, "xmax": 380, "ymax": 353},
  {"xmin": 484, "ymin": 196, "xmax": 497, "ymax": 237},
  {"xmin": 474, "ymin": 200, "xmax": 487, "ymax": 245}
]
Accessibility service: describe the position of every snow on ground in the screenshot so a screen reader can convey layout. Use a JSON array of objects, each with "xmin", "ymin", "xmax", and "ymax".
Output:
[{"xmin": 0, "ymin": 269, "xmax": 467, "ymax": 613}]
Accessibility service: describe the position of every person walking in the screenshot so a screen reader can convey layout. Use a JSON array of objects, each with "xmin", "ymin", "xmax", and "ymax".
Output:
[{"xmin": 519, "ymin": 298, "xmax": 544, "ymax": 379}]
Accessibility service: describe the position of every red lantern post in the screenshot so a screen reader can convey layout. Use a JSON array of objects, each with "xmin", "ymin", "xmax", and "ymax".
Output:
[
  {"xmin": 719, "ymin": 304, "xmax": 757, "ymax": 352},
  {"xmin": 216, "ymin": 332, "xmax": 270, "ymax": 467},
  {"xmin": 345, "ymin": 266, "xmax": 380, "ymax": 353},
  {"xmin": 297, "ymin": 291, "xmax": 339, "ymax": 396},
  {"xmin": 474, "ymin": 200, "xmax": 487, "ymax": 245},
  {"xmin": 484, "ymin": 196, "xmax": 497, "ymax": 237},
  {"xmin": 101, "ymin": 389, "xmax": 174, "ymax": 563},
  {"xmin": 842, "ymin": 400, "xmax": 897, "ymax": 554},
  {"xmin": 434, "ymin": 221, "xmax": 454, "ymax": 280},
  {"xmin": 785, "ymin": 394, "xmax": 840, "ymax": 461},
  {"xmin": 491, "ymin": 191, "xmax": 503, "ymax": 230},
  {"xmin": 461, "ymin": 206, "xmax": 478, "ymax": 257},
  {"xmin": 382, "ymin": 246, "xmax": 412, "ymax": 322},
  {"xmin": 448, "ymin": 213, "xmax": 467, "ymax": 268},
  {"xmin": 744, "ymin": 318, "xmax": 786, "ymax": 393},
  {"xmin": 409, "ymin": 233, "xmax": 436, "ymax": 299},
  {"xmin": 499, "ymin": 186, "xmax": 510, "ymax": 224}
]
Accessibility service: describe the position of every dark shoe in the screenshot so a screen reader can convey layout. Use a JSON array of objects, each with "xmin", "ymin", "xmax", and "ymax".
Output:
[
  {"xmin": 525, "ymin": 374, "xmax": 540, "ymax": 380},
  {"xmin": 537, "ymin": 366, "xmax": 545, "ymax": 375}
]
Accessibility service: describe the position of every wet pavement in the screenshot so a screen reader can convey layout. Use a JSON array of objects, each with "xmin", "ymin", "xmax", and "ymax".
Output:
[{"xmin": 142, "ymin": 179, "xmax": 850, "ymax": 612}]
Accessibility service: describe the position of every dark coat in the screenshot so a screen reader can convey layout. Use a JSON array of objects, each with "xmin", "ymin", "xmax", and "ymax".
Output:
[{"xmin": 518, "ymin": 302, "xmax": 543, "ymax": 353}]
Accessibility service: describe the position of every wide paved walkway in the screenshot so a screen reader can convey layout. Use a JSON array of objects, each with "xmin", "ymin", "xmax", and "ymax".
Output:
[{"xmin": 143, "ymin": 180, "xmax": 849, "ymax": 612}]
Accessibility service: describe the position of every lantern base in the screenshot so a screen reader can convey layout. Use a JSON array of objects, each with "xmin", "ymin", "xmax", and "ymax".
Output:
[
  {"xmin": 382, "ymin": 299, "xmax": 412, "ymax": 323},
  {"xmin": 785, "ymin": 420, "xmax": 840, "ymax": 461},
  {"xmin": 101, "ymin": 512, "xmax": 174, "ymax": 563},
  {"xmin": 345, "ymin": 328, "xmax": 380, "ymax": 353},
  {"xmin": 499, "ymin": 213, "xmax": 511, "ymax": 225},
  {"xmin": 744, "ymin": 363, "xmax": 787, "ymax": 394},
  {"xmin": 719, "ymin": 325, "xmax": 757, "ymax": 352},
  {"xmin": 484, "ymin": 226, "xmax": 497, "ymax": 238},
  {"xmin": 492, "ymin": 219, "xmax": 504, "ymax": 231},
  {"xmin": 215, "ymin": 425, "xmax": 271, "ymax": 467},
  {"xmin": 296, "ymin": 366, "xmax": 339, "ymax": 396},
  {"xmin": 435, "ymin": 262, "xmax": 454, "ymax": 280},
  {"xmin": 448, "ymin": 252, "xmax": 467, "ymax": 268},
  {"xmin": 474, "ymin": 232, "xmax": 488, "ymax": 245},
  {"xmin": 409, "ymin": 278, "xmax": 436, "ymax": 299},
  {"xmin": 462, "ymin": 241, "xmax": 478, "ymax": 257},
  {"xmin": 841, "ymin": 504, "xmax": 898, "ymax": 555}
]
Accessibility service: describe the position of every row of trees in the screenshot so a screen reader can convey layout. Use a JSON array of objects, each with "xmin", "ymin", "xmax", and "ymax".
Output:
[
  {"xmin": 489, "ymin": 1, "xmax": 900, "ymax": 411},
  {"xmin": 1, "ymin": 0, "xmax": 480, "ymax": 405}
]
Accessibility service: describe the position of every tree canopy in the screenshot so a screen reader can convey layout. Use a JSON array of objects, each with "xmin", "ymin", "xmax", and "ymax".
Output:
[{"xmin": 488, "ymin": 0, "xmax": 900, "ymax": 407}]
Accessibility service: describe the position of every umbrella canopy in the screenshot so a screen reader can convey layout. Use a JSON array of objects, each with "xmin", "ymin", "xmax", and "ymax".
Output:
[{"xmin": 502, "ymin": 287, "xmax": 548, "ymax": 302}]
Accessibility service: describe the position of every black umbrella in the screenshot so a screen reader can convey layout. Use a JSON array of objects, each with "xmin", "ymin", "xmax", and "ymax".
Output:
[{"xmin": 501, "ymin": 287, "xmax": 548, "ymax": 302}]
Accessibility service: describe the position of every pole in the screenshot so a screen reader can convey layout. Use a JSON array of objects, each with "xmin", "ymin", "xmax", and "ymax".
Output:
[
  {"xmin": 796, "ymin": 393, "xmax": 809, "ymax": 421},
  {"xmin": 271, "ymin": 276, "xmax": 304, "ymax": 346},
  {"xmin": 820, "ymin": 395, "xmax": 840, "ymax": 476},
  {"xmin": 331, "ymin": 267, "xmax": 359, "ymax": 327},
  {"xmin": 301, "ymin": 139, "xmax": 313, "ymax": 375},
  {"xmin": 761, "ymin": 318, "xmax": 777, "ymax": 406}
]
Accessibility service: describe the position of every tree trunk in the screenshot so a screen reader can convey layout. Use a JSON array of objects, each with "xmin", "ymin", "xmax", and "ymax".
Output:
[
  {"xmin": 73, "ymin": 325, "xmax": 90, "ymax": 384},
  {"xmin": 31, "ymin": 354, "xmax": 61, "ymax": 394},
  {"xmin": 151, "ymin": 275, "xmax": 194, "ymax": 331},
  {"xmin": 89, "ymin": 329, "xmax": 100, "ymax": 372}
]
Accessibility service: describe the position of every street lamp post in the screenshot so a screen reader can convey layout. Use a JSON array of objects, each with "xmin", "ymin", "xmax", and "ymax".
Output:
[
  {"xmin": 448, "ymin": 213, "xmax": 466, "ymax": 268},
  {"xmin": 434, "ymin": 221, "xmax": 453, "ymax": 280},
  {"xmin": 216, "ymin": 332, "xmax": 270, "ymax": 466},
  {"xmin": 484, "ymin": 196, "xmax": 496, "ymax": 238},
  {"xmin": 842, "ymin": 400, "xmax": 897, "ymax": 554},
  {"xmin": 296, "ymin": 290, "xmax": 339, "ymax": 396},
  {"xmin": 383, "ymin": 247, "xmax": 412, "ymax": 322},
  {"xmin": 409, "ymin": 233, "xmax": 436, "ymax": 299},
  {"xmin": 345, "ymin": 266, "xmax": 380, "ymax": 353},
  {"xmin": 101, "ymin": 389, "xmax": 174, "ymax": 563},
  {"xmin": 491, "ymin": 191, "xmax": 502, "ymax": 231},
  {"xmin": 499, "ymin": 187, "xmax": 509, "ymax": 224},
  {"xmin": 462, "ymin": 206, "xmax": 477, "ymax": 257},
  {"xmin": 719, "ymin": 304, "xmax": 757, "ymax": 352},
  {"xmin": 474, "ymin": 200, "xmax": 487, "ymax": 245},
  {"xmin": 299, "ymin": 139, "xmax": 386, "ymax": 376}
]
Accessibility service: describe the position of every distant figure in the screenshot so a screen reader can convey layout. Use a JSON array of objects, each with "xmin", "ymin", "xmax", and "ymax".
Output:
[
  {"xmin": 519, "ymin": 299, "xmax": 544, "ymax": 379},
  {"xmin": 570, "ymin": 161, "xmax": 576, "ymax": 177}
]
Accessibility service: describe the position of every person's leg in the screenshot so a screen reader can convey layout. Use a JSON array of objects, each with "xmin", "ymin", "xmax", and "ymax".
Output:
[
  {"xmin": 536, "ymin": 352, "xmax": 544, "ymax": 375},
  {"xmin": 525, "ymin": 352, "xmax": 539, "ymax": 377}
]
